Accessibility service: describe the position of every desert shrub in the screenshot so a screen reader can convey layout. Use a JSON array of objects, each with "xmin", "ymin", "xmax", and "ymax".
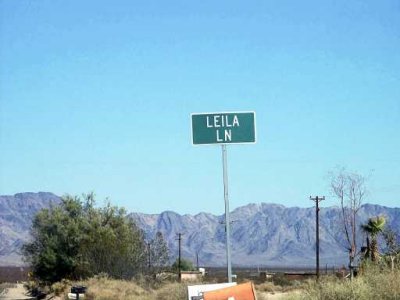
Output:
[
  {"xmin": 133, "ymin": 272, "xmax": 178, "ymax": 291},
  {"xmin": 83, "ymin": 277, "xmax": 154, "ymax": 300},
  {"xmin": 24, "ymin": 280, "xmax": 41, "ymax": 295},
  {"xmin": 134, "ymin": 273, "xmax": 159, "ymax": 290},
  {"xmin": 272, "ymin": 273, "xmax": 293, "ymax": 287},
  {"xmin": 289, "ymin": 264, "xmax": 400, "ymax": 300},
  {"xmin": 307, "ymin": 277, "xmax": 371, "ymax": 300},
  {"xmin": 256, "ymin": 281, "xmax": 282, "ymax": 293},
  {"xmin": 155, "ymin": 282, "xmax": 187, "ymax": 300},
  {"xmin": 361, "ymin": 265, "xmax": 400, "ymax": 299},
  {"xmin": 171, "ymin": 258, "xmax": 195, "ymax": 272},
  {"xmin": 51, "ymin": 279, "xmax": 71, "ymax": 296},
  {"xmin": 58, "ymin": 276, "xmax": 190, "ymax": 300}
]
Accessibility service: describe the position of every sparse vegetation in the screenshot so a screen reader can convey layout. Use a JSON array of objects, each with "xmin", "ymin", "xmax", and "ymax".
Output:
[
  {"xmin": 16, "ymin": 263, "xmax": 400, "ymax": 299},
  {"xmin": 272, "ymin": 272, "xmax": 293, "ymax": 287},
  {"xmin": 286, "ymin": 264, "xmax": 400, "ymax": 300},
  {"xmin": 382, "ymin": 227, "xmax": 400, "ymax": 271},
  {"xmin": 50, "ymin": 278, "xmax": 71, "ymax": 296},
  {"xmin": 57, "ymin": 276, "xmax": 188, "ymax": 300},
  {"xmin": 17, "ymin": 191, "xmax": 399, "ymax": 300},
  {"xmin": 23, "ymin": 280, "xmax": 47, "ymax": 298},
  {"xmin": 256, "ymin": 281, "xmax": 283, "ymax": 293},
  {"xmin": 45, "ymin": 272, "xmax": 305, "ymax": 300}
]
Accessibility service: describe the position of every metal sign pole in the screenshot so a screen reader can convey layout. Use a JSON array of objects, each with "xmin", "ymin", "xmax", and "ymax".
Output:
[
  {"xmin": 191, "ymin": 111, "xmax": 256, "ymax": 283},
  {"xmin": 222, "ymin": 144, "xmax": 232, "ymax": 282}
]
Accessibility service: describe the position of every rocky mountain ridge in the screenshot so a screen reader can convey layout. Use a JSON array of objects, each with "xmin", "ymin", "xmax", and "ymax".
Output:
[
  {"xmin": 1, "ymin": 192, "xmax": 399, "ymax": 267},
  {"xmin": 0, "ymin": 192, "xmax": 61, "ymax": 265},
  {"xmin": 131, "ymin": 203, "xmax": 400, "ymax": 267}
]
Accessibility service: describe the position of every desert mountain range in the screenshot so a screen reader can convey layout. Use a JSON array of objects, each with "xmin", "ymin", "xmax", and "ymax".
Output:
[{"xmin": 1, "ymin": 192, "xmax": 399, "ymax": 267}]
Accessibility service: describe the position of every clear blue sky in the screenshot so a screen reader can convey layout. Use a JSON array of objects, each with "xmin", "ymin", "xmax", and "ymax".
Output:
[{"xmin": 1, "ymin": 0, "xmax": 399, "ymax": 214}]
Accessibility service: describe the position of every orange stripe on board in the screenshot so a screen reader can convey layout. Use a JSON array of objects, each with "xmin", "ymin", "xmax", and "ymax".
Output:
[{"xmin": 203, "ymin": 282, "xmax": 256, "ymax": 300}]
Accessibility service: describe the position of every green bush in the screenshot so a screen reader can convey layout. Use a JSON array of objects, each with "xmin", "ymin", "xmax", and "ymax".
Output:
[
  {"xmin": 171, "ymin": 258, "xmax": 195, "ymax": 272},
  {"xmin": 22, "ymin": 193, "xmax": 149, "ymax": 283}
]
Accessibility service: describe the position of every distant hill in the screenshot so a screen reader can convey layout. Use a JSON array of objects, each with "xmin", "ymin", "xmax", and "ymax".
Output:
[
  {"xmin": 0, "ymin": 192, "xmax": 61, "ymax": 265},
  {"xmin": 1, "ymin": 192, "xmax": 399, "ymax": 267},
  {"xmin": 131, "ymin": 203, "xmax": 400, "ymax": 267}
]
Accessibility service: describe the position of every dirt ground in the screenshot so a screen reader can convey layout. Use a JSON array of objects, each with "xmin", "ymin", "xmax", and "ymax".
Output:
[
  {"xmin": 0, "ymin": 283, "xmax": 34, "ymax": 299},
  {"xmin": 0, "ymin": 284, "xmax": 64, "ymax": 300}
]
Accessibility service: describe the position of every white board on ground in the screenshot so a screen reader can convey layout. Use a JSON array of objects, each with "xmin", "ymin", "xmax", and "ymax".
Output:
[
  {"xmin": 187, "ymin": 282, "xmax": 237, "ymax": 300},
  {"xmin": 68, "ymin": 293, "xmax": 85, "ymax": 299}
]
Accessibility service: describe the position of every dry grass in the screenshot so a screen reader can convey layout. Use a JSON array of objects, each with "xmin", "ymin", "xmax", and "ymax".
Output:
[
  {"xmin": 255, "ymin": 280, "xmax": 305, "ymax": 300},
  {"xmin": 55, "ymin": 266, "xmax": 400, "ymax": 300},
  {"xmin": 69, "ymin": 277, "xmax": 293, "ymax": 300},
  {"xmin": 64, "ymin": 276, "xmax": 189, "ymax": 300},
  {"xmin": 51, "ymin": 279, "xmax": 71, "ymax": 296},
  {"xmin": 286, "ymin": 265, "xmax": 400, "ymax": 300},
  {"xmin": 60, "ymin": 276, "xmax": 301, "ymax": 300},
  {"xmin": 255, "ymin": 281, "xmax": 283, "ymax": 294},
  {"xmin": 83, "ymin": 277, "xmax": 154, "ymax": 300},
  {"xmin": 153, "ymin": 282, "xmax": 188, "ymax": 300}
]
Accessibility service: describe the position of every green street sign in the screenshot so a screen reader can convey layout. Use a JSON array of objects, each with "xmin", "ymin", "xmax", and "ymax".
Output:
[{"xmin": 191, "ymin": 111, "xmax": 256, "ymax": 145}]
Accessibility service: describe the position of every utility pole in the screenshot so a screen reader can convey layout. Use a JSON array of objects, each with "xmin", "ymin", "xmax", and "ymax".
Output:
[
  {"xmin": 147, "ymin": 242, "xmax": 152, "ymax": 270},
  {"xmin": 176, "ymin": 233, "xmax": 183, "ymax": 280},
  {"xmin": 310, "ymin": 195, "xmax": 325, "ymax": 280}
]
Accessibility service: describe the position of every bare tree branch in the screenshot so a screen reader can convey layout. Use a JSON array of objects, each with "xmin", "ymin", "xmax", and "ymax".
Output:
[{"xmin": 329, "ymin": 168, "xmax": 368, "ymax": 265}]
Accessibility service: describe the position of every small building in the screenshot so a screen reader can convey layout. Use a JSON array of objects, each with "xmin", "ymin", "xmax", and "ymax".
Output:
[
  {"xmin": 259, "ymin": 271, "xmax": 273, "ymax": 280},
  {"xmin": 180, "ymin": 271, "xmax": 204, "ymax": 281}
]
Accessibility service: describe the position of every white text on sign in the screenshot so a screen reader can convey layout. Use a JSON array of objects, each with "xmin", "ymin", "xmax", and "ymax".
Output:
[{"xmin": 206, "ymin": 115, "xmax": 240, "ymax": 142}]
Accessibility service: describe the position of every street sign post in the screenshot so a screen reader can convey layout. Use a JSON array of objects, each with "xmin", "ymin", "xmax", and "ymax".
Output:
[{"xmin": 191, "ymin": 111, "xmax": 256, "ymax": 283}]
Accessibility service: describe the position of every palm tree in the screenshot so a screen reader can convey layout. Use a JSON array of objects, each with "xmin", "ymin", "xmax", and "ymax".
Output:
[{"xmin": 361, "ymin": 216, "xmax": 386, "ymax": 262}]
